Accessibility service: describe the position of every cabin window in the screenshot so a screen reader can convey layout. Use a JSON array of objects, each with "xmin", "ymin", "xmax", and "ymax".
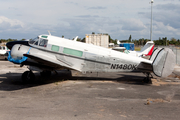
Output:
[
  {"xmin": 51, "ymin": 45, "xmax": 59, "ymax": 52},
  {"xmin": 39, "ymin": 39, "xmax": 48, "ymax": 47},
  {"xmin": 0, "ymin": 46, "xmax": 5, "ymax": 50},
  {"xmin": 63, "ymin": 48, "xmax": 83, "ymax": 57}
]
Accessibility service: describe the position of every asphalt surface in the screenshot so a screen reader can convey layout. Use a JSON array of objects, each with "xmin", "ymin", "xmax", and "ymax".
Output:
[{"xmin": 0, "ymin": 59, "xmax": 180, "ymax": 120}]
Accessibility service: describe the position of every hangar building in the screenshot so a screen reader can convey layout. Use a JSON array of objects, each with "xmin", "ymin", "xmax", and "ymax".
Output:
[{"xmin": 85, "ymin": 34, "xmax": 109, "ymax": 48}]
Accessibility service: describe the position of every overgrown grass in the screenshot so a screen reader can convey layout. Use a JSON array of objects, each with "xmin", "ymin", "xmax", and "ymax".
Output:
[{"xmin": 134, "ymin": 47, "xmax": 141, "ymax": 51}]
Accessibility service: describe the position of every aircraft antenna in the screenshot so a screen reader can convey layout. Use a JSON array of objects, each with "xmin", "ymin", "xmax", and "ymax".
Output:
[
  {"xmin": 48, "ymin": 30, "xmax": 51, "ymax": 35},
  {"xmin": 74, "ymin": 36, "xmax": 78, "ymax": 41}
]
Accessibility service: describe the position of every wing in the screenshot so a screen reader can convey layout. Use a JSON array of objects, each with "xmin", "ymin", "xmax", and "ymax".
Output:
[{"xmin": 23, "ymin": 54, "xmax": 73, "ymax": 70}]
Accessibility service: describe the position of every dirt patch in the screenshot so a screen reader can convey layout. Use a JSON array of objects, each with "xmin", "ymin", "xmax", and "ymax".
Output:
[
  {"xmin": 145, "ymin": 98, "xmax": 166, "ymax": 105},
  {"xmin": 151, "ymin": 78, "xmax": 180, "ymax": 86}
]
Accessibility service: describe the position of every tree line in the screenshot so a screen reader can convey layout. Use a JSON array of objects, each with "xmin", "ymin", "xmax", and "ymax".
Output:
[
  {"xmin": 0, "ymin": 38, "xmax": 17, "ymax": 43},
  {"xmin": 109, "ymin": 35, "xmax": 180, "ymax": 46}
]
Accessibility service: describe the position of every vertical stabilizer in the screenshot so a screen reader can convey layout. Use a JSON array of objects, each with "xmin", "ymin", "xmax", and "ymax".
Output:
[
  {"xmin": 139, "ymin": 41, "xmax": 154, "ymax": 56},
  {"xmin": 152, "ymin": 48, "xmax": 176, "ymax": 77}
]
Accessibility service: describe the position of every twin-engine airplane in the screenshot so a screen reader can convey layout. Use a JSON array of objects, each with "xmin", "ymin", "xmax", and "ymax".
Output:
[{"xmin": 7, "ymin": 34, "xmax": 175, "ymax": 83}]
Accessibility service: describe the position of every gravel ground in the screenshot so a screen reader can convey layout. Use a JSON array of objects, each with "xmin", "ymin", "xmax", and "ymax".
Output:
[{"xmin": 0, "ymin": 60, "xmax": 180, "ymax": 120}]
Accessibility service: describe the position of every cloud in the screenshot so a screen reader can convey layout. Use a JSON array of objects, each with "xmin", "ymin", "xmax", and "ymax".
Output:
[
  {"xmin": 153, "ymin": 3, "xmax": 180, "ymax": 29},
  {"xmin": 0, "ymin": 0, "xmax": 180, "ymax": 40},
  {"xmin": 87, "ymin": 6, "xmax": 107, "ymax": 10},
  {"xmin": 0, "ymin": 16, "xmax": 24, "ymax": 31},
  {"xmin": 153, "ymin": 21, "xmax": 180, "ymax": 37},
  {"xmin": 155, "ymin": 3, "xmax": 180, "ymax": 11},
  {"xmin": 121, "ymin": 19, "xmax": 147, "ymax": 31},
  {"xmin": 65, "ymin": 1, "xmax": 79, "ymax": 6},
  {"xmin": 137, "ymin": 2, "xmax": 180, "ymax": 39},
  {"xmin": 75, "ymin": 15, "xmax": 100, "ymax": 18}
]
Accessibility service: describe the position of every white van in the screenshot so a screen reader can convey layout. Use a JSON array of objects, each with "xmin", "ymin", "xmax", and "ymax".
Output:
[
  {"xmin": 0, "ymin": 46, "xmax": 9, "ymax": 60},
  {"xmin": 0, "ymin": 46, "xmax": 7, "ymax": 55}
]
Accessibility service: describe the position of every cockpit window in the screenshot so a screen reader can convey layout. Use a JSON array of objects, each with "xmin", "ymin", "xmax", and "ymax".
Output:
[
  {"xmin": 34, "ymin": 41, "xmax": 39, "ymax": 45},
  {"xmin": 29, "ymin": 37, "xmax": 39, "ymax": 45},
  {"xmin": 39, "ymin": 39, "xmax": 48, "ymax": 47},
  {"xmin": 29, "ymin": 37, "xmax": 48, "ymax": 47}
]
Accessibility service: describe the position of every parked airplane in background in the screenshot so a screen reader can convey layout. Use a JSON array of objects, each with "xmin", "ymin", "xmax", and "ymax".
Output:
[
  {"xmin": 6, "ymin": 34, "xmax": 175, "ymax": 83},
  {"xmin": 0, "ymin": 46, "xmax": 7, "ymax": 56},
  {"xmin": 130, "ymin": 41, "xmax": 154, "ymax": 57},
  {"xmin": 0, "ymin": 46, "xmax": 9, "ymax": 60},
  {"xmin": 113, "ymin": 41, "xmax": 154, "ymax": 57}
]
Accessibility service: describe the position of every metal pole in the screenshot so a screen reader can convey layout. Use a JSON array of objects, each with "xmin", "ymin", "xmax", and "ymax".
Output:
[
  {"xmin": 150, "ymin": 0, "xmax": 153, "ymax": 41},
  {"xmin": 176, "ymin": 48, "xmax": 177, "ymax": 64}
]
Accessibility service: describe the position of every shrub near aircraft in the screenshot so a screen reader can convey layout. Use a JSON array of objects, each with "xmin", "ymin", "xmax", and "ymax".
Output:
[{"xmin": 6, "ymin": 34, "xmax": 175, "ymax": 83}]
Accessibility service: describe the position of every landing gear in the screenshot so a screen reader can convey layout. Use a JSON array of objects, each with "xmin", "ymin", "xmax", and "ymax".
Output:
[
  {"xmin": 143, "ymin": 73, "xmax": 152, "ymax": 84},
  {"xmin": 40, "ymin": 70, "xmax": 51, "ymax": 77},
  {"xmin": 21, "ymin": 71, "xmax": 35, "ymax": 83}
]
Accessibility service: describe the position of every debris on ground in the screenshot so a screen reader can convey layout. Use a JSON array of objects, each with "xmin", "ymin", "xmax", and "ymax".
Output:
[{"xmin": 145, "ymin": 98, "xmax": 166, "ymax": 105}]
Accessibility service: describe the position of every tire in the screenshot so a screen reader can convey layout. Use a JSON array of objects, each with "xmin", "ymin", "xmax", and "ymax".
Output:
[
  {"xmin": 21, "ymin": 71, "xmax": 35, "ymax": 83},
  {"xmin": 143, "ymin": 77, "xmax": 152, "ymax": 84},
  {"xmin": 40, "ymin": 71, "xmax": 51, "ymax": 77}
]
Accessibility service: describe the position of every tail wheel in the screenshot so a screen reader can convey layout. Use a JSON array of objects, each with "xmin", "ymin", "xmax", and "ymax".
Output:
[
  {"xmin": 143, "ymin": 77, "xmax": 152, "ymax": 84},
  {"xmin": 143, "ymin": 72, "xmax": 152, "ymax": 84},
  {"xmin": 22, "ymin": 71, "xmax": 35, "ymax": 83}
]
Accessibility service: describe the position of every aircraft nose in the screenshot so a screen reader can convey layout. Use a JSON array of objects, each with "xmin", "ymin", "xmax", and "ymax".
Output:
[{"xmin": 8, "ymin": 44, "xmax": 30, "ymax": 64}]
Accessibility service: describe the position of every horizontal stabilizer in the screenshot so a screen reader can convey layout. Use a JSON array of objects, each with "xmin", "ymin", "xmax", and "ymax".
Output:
[{"xmin": 137, "ymin": 62, "xmax": 153, "ymax": 72}]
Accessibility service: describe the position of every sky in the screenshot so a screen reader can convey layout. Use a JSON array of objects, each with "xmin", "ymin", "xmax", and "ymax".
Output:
[{"xmin": 0, "ymin": 0, "xmax": 180, "ymax": 40}]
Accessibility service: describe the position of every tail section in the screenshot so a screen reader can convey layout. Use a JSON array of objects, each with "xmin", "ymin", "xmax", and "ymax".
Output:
[
  {"xmin": 139, "ymin": 41, "xmax": 154, "ymax": 56},
  {"xmin": 137, "ymin": 48, "xmax": 175, "ymax": 78},
  {"xmin": 150, "ymin": 48, "xmax": 175, "ymax": 77}
]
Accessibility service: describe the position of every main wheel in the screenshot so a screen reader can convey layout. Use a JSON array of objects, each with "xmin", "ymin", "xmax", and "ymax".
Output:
[
  {"xmin": 40, "ymin": 70, "xmax": 51, "ymax": 77},
  {"xmin": 21, "ymin": 71, "xmax": 35, "ymax": 83}
]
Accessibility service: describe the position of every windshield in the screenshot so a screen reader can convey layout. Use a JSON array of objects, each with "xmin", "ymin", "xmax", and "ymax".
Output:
[
  {"xmin": 29, "ymin": 37, "xmax": 39, "ymax": 45},
  {"xmin": 29, "ymin": 37, "xmax": 48, "ymax": 47}
]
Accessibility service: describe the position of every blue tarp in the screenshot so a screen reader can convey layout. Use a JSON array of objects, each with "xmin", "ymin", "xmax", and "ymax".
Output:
[
  {"xmin": 119, "ymin": 43, "xmax": 134, "ymax": 51},
  {"xmin": 8, "ymin": 47, "xmax": 31, "ymax": 64}
]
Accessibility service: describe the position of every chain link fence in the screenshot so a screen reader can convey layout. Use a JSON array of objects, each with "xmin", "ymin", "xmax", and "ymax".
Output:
[{"xmin": 155, "ymin": 46, "xmax": 180, "ymax": 65}]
